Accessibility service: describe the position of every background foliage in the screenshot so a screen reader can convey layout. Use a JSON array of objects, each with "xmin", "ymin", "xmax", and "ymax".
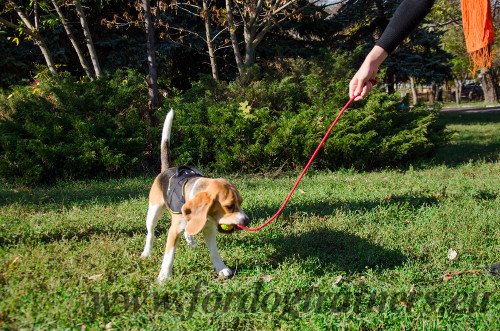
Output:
[
  {"xmin": 2, "ymin": 0, "xmax": 497, "ymax": 184},
  {"xmin": 0, "ymin": 69, "xmax": 150, "ymax": 183},
  {"xmin": 0, "ymin": 52, "xmax": 447, "ymax": 184}
]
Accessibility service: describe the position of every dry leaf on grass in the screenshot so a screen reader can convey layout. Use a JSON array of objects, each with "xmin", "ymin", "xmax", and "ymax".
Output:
[
  {"xmin": 8, "ymin": 256, "xmax": 20, "ymax": 271},
  {"xmin": 87, "ymin": 274, "xmax": 103, "ymax": 281},
  {"xmin": 261, "ymin": 275, "xmax": 274, "ymax": 282},
  {"xmin": 332, "ymin": 275, "xmax": 342, "ymax": 287},
  {"xmin": 447, "ymin": 249, "xmax": 458, "ymax": 261},
  {"xmin": 443, "ymin": 269, "xmax": 481, "ymax": 281}
]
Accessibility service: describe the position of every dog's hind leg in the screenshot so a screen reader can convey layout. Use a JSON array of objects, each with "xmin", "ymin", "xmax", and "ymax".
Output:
[
  {"xmin": 141, "ymin": 203, "xmax": 165, "ymax": 258},
  {"xmin": 158, "ymin": 215, "xmax": 183, "ymax": 282}
]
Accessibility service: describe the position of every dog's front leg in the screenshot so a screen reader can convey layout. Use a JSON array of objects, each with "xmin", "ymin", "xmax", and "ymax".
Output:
[
  {"xmin": 184, "ymin": 232, "xmax": 197, "ymax": 248},
  {"xmin": 158, "ymin": 219, "xmax": 182, "ymax": 282},
  {"xmin": 202, "ymin": 223, "xmax": 233, "ymax": 278}
]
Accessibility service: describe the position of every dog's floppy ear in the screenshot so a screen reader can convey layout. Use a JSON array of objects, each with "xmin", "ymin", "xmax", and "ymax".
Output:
[{"xmin": 182, "ymin": 192, "xmax": 213, "ymax": 235}]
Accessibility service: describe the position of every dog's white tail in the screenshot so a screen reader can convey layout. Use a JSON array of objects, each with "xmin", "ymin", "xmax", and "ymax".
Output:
[{"xmin": 160, "ymin": 109, "xmax": 174, "ymax": 172}]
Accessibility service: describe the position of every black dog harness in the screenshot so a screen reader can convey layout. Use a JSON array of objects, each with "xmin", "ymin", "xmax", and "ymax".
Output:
[{"xmin": 160, "ymin": 166, "xmax": 204, "ymax": 214}]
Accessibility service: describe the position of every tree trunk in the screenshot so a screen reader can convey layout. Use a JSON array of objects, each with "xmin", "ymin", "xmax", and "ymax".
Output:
[
  {"xmin": 2, "ymin": 2, "xmax": 58, "ymax": 76},
  {"xmin": 142, "ymin": 0, "xmax": 159, "ymax": 124},
  {"xmin": 429, "ymin": 82, "xmax": 436, "ymax": 104},
  {"xmin": 225, "ymin": 0, "xmax": 244, "ymax": 75},
  {"xmin": 480, "ymin": 67, "xmax": 498, "ymax": 103},
  {"xmin": 386, "ymin": 73, "xmax": 395, "ymax": 94},
  {"xmin": 74, "ymin": 0, "xmax": 102, "ymax": 77},
  {"xmin": 31, "ymin": 1, "xmax": 59, "ymax": 75},
  {"xmin": 202, "ymin": 0, "xmax": 219, "ymax": 80},
  {"xmin": 244, "ymin": 41, "xmax": 256, "ymax": 66},
  {"xmin": 34, "ymin": 0, "xmax": 39, "ymax": 30},
  {"xmin": 51, "ymin": 0, "xmax": 95, "ymax": 79},
  {"xmin": 243, "ymin": 23, "xmax": 257, "ymax": 66},
  {"xmin": 34, "ymin": 36, "xmax": 59, "ymax": 76},
  {"xmin": 435, "ymin": 84, "xmax": 441, "ymax": 102},
  {"xmin": 409, "ymin": 76, "xmax": 418, "ymax": 105},
  {"xmin": 454, "ymin": 79, "xmax": 462, "ymax": 104}
]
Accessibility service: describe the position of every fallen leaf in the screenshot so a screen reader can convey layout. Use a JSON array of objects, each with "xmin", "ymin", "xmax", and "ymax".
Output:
[
  {"xmin": 332, "ymin": 275, "xmax": 342, "ymax": 287},
  {"xmin": 87, "ymin": 274, "xmax": 103, "ymax": 281},
  {"xmin": 298, "ymin": 189, "xmax": 306, "ymax": 194},
  {"xmin": 8, "ymin": 256, "xmax": 20, "ymax": 271},
  {"xmin": 448, "ymin": 249, "xmax": 458, "ymax": 261},
  {"xmin": 383, "ymin": 194, "xmax": 395, "ymax": 201},
  {"xmin": 354, "ymin": 275, "xmax": 365, "ymax": 285},
  {"xmin": 443, "ymin": 272, "xmax": 455, "ymax": 281},
  {"xmin": 443, "ymin": 269, "xmax": 481, "ymax": 281},
  {"xmin": 261, "ymin": 275, "xmax": 273, "ymax": 282},
  {"xmin": 399, "ymin": 299, "xmax": 409, "ymax": 307}
]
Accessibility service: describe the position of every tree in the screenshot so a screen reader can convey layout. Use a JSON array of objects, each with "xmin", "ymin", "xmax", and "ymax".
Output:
[
  {"xmin": 0, "ymin": 0, "xmax": 59, "ymax": 76},
  {"xmin": 385, "ymin": 28, "xmax": 452, "ymax": 104},
  {"xmin": 156, "ymin": 0, "xmax": 226, "ymax": 80},
  {"xmin": 202, "ymin": 0, "xmax": 219, "ymax": 79},
  {"xmin": 480, "ymin": 0, "xmax": 499, "ymax": 103},
  {"xmin": 1, "ymin": 0, "xmax": 105, "ymax": 80},
  {"xmin": 224, "ymin": 0, "xmax": 321, "ymax": 74},
  {"xmin": 104, "ymin": 1, "xmax": 227, "ymax": 81},
  {"xmin": 333, "ymin": 0, "xmax": 452, "ymax": 101},
  {"xmin": 225, "ymin": 0, "xmax": 243, "ymax": 74},
  {"xmin": 431, "ymin": 0, "xmax": 498, "ymax": 103},
  {"xmin": 442, "ymin": 26, "xmax": 469, "ymax": 104},
  {"xmin": 142, "ymin": 0, "xmax": 159, "ymax": 119},
  {"xmin": 50, "ymin": 0, "xmax": 95, "ymax": 79},
  {"xmin": 102, "ymin": 0, "xmax": 162, "ymax": 120},
  {"xmin": 74, "ymin": 0, "xmax": 102, "ymax": 77}
]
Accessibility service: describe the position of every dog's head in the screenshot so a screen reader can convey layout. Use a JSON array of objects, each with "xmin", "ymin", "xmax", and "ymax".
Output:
[{"xmin": 182, "ymin": 179, "xmax": 250, "ymax": 235}]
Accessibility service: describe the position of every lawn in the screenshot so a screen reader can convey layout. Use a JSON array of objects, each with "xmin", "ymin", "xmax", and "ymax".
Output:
[
  {"xmin": 441, "ymin": 101, "xmax": 500, "ymax": 109},
  {"xmin": 0, "ymin": 110, "xmax": 499, "ymax": 330}
]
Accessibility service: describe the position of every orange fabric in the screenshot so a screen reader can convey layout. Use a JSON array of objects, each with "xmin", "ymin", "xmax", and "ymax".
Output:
[{"xmin": 461, "ymin": 0, "xmax": 495, "ymax": 75}]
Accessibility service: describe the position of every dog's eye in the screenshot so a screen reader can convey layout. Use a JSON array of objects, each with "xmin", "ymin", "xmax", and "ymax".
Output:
[{"xmin": 226, "ymin": 204, "xmax": 235, "ymax": 211}]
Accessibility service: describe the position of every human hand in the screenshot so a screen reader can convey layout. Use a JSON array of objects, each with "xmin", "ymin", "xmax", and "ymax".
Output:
[
  {"xmin": 349, "ymin": 65, "xmax": 378, "ymax": 101},
  {"xmin": 349, "ymin": 46, "xmax": 388, "ymax": 101}
]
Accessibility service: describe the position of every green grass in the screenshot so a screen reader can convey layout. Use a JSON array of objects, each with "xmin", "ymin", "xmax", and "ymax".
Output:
[
  {"xmin": 442, "ymin": 101, "xmax": 500, "ymax": 109},
  {"xmin": 1, "ymin": 111, "xmax": 499, "ymax": 330}
]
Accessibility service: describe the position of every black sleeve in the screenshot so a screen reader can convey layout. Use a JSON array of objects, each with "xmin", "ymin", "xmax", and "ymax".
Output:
[{"xmin": 376, "ymin": 0, "xmax": 435, "ymax": 54}]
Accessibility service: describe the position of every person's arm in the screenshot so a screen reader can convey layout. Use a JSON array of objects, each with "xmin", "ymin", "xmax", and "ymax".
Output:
[{"xmin": 349, "ymin": 0, "xmax": 435, "ymax": 100}]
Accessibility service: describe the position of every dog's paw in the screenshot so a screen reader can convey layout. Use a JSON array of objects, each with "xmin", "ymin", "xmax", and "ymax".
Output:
[
  {"xmin": 140, "ymin": 251, "xmax": 151, "ymax": 259},
  {"xmin": 186, "ymin": 240, "xmax": 197, "ymax": 249},
  {"xmin": 184, "ymin": 233, "xmax": 197, "ymax": 249},
  {"xmin": 157, "ymin": 272, "xmax": 171, "ymax": 283},
  {"xmin": 217, "ymin": 267, "xmax": 234, "ymax": 279}
]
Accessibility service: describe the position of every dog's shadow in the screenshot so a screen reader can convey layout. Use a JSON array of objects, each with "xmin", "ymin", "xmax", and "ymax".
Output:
[
  {"xmin": 265, "ymin": 228, "xmax": 406, "ymax": 275},
  {"xmin": 246, "ymin": 193, "xmax": 440, "ymax": 221},
  {"xmin": 231, "ymin": 196, "xmax": 422, "ymax": 275},
  {"xmin": 231, "ymin": 227, "xmax": 406, "ymax": 276}
]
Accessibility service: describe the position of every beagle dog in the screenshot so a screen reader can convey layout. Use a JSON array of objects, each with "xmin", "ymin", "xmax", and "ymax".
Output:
[{"xmin": 140, "ymin": 109, "xmax": 250, "ymax": 282}]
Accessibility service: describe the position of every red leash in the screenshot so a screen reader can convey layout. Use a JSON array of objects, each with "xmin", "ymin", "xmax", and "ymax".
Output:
[{"xmin": 236, "ymin": 85, "xmax": 372, "ymax": 232}]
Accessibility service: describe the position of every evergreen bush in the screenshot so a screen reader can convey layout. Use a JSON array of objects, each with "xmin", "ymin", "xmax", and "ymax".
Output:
[
  {"xmin": 0, "ymin": 52, "xmax": 448, "ymax": 184},
  {"xmin": 0, "ymin": 69, "xmax": 148, "ymax": 184},
  {"xmin": 162, "ymin": 87, "xmax": 446, "ymax": 174}
]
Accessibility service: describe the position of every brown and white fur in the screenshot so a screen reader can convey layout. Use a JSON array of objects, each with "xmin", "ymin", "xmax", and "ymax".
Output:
[{"xmin": 140, "ymin": 109, "xmax": 250, "ymax": 282}]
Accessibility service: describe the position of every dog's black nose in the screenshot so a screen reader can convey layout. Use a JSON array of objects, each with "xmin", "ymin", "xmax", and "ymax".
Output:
[{"xmin": 243, "ymin": 214, "xmax": 251, "ymax": 226}]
